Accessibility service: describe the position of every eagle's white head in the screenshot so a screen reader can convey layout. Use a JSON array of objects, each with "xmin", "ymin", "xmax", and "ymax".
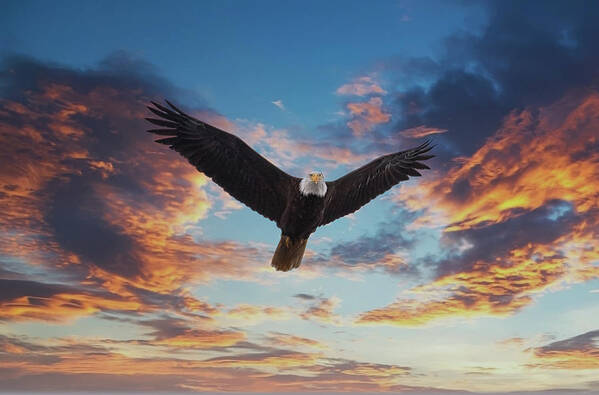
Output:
[{"xmin": 299, "ymin": 171, "xmax": 327, "ymax": 197}]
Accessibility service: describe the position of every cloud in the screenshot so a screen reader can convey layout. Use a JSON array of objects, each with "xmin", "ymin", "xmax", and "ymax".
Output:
[
  {"xmin": 0, "ymin": 279, "xmax": 143, "ymax": 322},
  {"xmin": 336, "ymin": 76, "xmax": 387, "ymax": 97},
  {"xmin": 497, "ymin": 337, "xmax": 526, "ymax": 347},
  {"xmin": 300, "ymin": 295, "xmax": 342, "ymax": 325},
  {"xmin": 355, "ymin": 256, "xmax": 553, "ymax": 326},
  {"xmin": 4, "ymin": 1, "xmax": 599, "ymax": 390},
  {"xmin": 383, "ymin": 1, "xmax": 599, "ymax": 156},
  {"xmin": 311, "ymin": 359, "xmax": 411, "ymax": 378},
  {"xmin": 397, "ymin": 94, "xmax": 599, "ymax": 232},
  {"xmin": 293, "ymin": 293, "xmax": 316, "ymax": 300},
  {"xmin": 209, "ymin": 183, "xmax": 244, "ymax": 219},
  {"xmin": 356, "ymin": 90, "xmax": 599, "ymax": 326},
  {"xmin": 266, "ymin": 332, "xmax": 327, "ymax": 349},
  {"xmin": 0, "ymin": 54, "xmax": 295, "ymax": 329},
  {"xmin": 309, "ymin": 212, "xmax": 419, "ymax": 276},
  {"xmin": 203, "ymin": 349, "xmax": 321, "ymax": 369},
  {"xmin": 252, "ymin": 126, "xmax": 374, "ymax": 171},
  {"xmin": 527, "ymin": 330, "xmax": 599, "ymax": 369},
  {"xmin": 355, "ymin": 207, "xmax": 590, "ymax": 326},
  {"xmin": 346, "ymin": 97, "xmax": 391, "ymax": 137},
  {"xmin": 134, "ymin": 316, "xmax": 247, "ymax": 349},
  {"xmin": 0, "ymin": 332, "xmax": 425, "ymax": 392},
  {"xmin": 225, "ymin": 304, "xmax": 293, "ymax": 324},
  {"xmin": 154, "ymin": 328, "xmax": 246, "ymax": 349},
  {"xmin": 271, "ymin": 99, "xmax": 285, "ymax": 110},
  {"xmin": 399, "ymin": 125, "xmax": 448, "ymax": 138}
]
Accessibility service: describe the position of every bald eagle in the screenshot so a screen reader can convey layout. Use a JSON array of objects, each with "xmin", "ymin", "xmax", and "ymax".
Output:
[{"xmin": 146, "ymin": 100, "xmax": 434, "ymax": 271}]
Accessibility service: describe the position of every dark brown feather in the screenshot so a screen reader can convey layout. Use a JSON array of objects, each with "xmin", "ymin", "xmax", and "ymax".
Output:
[
  {"xmin": 271, "ymin": 236, "xmax": 308, "ymax": 271},
  {"xmin": 320, "ymin": 140, "xmax": 434, "ymax": 226},
  {"xmin": 145, "ymin": 100, "xmax": 300, "ymax": 223}
]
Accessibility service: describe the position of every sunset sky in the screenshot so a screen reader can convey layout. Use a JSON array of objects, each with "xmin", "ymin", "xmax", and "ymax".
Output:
[{"xmin": 1, "ymin": 0, "xmax": 599, "ymax": 393}]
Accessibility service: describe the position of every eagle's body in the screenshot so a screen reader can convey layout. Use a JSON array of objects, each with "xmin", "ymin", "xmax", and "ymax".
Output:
[
  {"xmin": 280, "ymin": 188, "xmax": 326, "ymax": 239},
  {"xmin": 145, "ymin": 100, "xmax": 434, "ymax": 271}
]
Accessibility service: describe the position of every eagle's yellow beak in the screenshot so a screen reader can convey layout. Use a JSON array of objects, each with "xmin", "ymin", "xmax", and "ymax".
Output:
[{"xmin": 310, "ymin": 173, "xmax": 323, "ymax": 182}]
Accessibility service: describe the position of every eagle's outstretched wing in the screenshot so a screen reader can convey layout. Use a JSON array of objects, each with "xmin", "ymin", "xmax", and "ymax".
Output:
[
  {"xmin": 320, "ymin": 141, "xmax": 434, "ymax": 226},
  {"xmin": 146, "ymin": 100, "xmax": 299, "ymax": 224}
]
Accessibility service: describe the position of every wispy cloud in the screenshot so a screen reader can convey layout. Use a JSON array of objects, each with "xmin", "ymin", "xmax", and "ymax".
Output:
[
  {"xmin": 399, "ymin": 125, "xmax": 448, "ymax": 138},
  {"xmin": 225, "ymin": 304, "xmax": 293, "ymax": 324},
  {"xmin": 0, "ymin": 332, "xmax": 424, "ymax": 392},
  {"xmin": 337, "ymin": 76, "xmax": 387, "ymax": 97},
  {"xmin": 300, "ymin": 295, "xmax": 342, "ymax": 325},
  {"xmin": 271, "ymin": 99, "xmax": 285, "ymax": 110},
  {"xmin": 266, "ymin": 332, "xmax": 327, "ymax": 349},
  {"xmin": 346, "ymin": 97, "xmax": 391, "ymax": 137},
  {"xmin": 527, "ymin": 330, "xmax": 599, "ymax": 369},
  {"xmin": 241, "ymin": 124, "xmax": 376, "ymax": 171},
  {"xmin": 0, "ymin": 279, "xmax": 143, "ymax": 322}
]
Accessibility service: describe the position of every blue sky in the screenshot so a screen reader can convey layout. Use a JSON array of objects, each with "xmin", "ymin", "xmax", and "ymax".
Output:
[{"xmin": 3, "ymin": 0, "xmax": 486, "ymax": 127}]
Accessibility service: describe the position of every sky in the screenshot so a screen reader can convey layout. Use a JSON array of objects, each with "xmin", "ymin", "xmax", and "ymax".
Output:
[{"xmin": 1, "ymin": 0, "xmax": 599, "ymax": 393}]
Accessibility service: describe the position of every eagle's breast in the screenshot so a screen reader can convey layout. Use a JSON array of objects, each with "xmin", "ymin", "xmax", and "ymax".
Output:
[{"xmin": 278, "ymin": 180, "xmax": 327, "ymax": 239}]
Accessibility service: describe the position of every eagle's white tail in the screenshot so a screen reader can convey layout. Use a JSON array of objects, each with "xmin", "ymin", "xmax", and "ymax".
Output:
[{"xmin": 271, "ymin": 235, "xmax": 308, "ymax": 271}]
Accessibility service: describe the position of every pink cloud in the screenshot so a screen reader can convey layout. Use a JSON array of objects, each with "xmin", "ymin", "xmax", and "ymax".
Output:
[
  {"xmin": 337, "ymin": 76, "xmax": 387, "ymax": 97},
  {"xmin": 399, "ymin": 125, "xmax": 448, "ymax": 138},
  {"xmin": 346, "ymin": 97, "xmax": 391, "ymax": 136}
]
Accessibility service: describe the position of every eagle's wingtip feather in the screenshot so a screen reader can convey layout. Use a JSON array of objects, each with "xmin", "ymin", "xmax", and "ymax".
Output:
[
  {"xmin": 155, "ymin": 137, "xmax": 179, "ymax": 145},
  {"xmin": 147, "ymin": 106, "xmax": 169, "ymax": 118},
  {"xmin": 147, "ymin": 128, "xmax": 176, "ymax": 136},
  {"xmin": 165, "ymin": 99, "xmax": 185, "ymax": 115},
  {"xmin": 145, "ymin": 117, "xmax": 179, "ymax": 128}
]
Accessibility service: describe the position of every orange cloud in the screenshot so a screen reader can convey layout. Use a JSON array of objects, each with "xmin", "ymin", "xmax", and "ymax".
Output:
[
  {"xmin": 0, "ymin": 77, "xmax": 279, "ymax": 325},
  {"xmin": 0, "ymin": 333, "xmax": 419, "ymax": 392},
  {"xmin": 0, "ymin": 90, "xmax": 96, "ymax": 268},
  {"xmin": 225, "ymin": 304, "xmax": 292, "ymax": 324},
  {"xmin": 1, "ymin": 342, "xmax": 26, "ymax": 355},
  {"xmin": 337, "ymin": 361, "xmax": 410, "ymax": 377},
  {"xmin": 356, "ymin": 236, "xmax": 571, "ymax": 326},
  {"xmin": 346, "ymin": 97, "xmax": 391, "ymax": 137},
  {"xmin": 155, "ymin": 329, "xmax": 246, "ymax": 349},
  {"xmin": 267, "ymin": 332, "xmax": 327, "ymax": 349},
  {"xmin": 529, "ymin": 350, "xmax": 599, "ymax": 370},
  {"xmin": 204, "ymin": 350, "xmax": 322, "ymax": 369},
  {"xmin": 399, "ymin": 125, "xmax": 448, "ymax": 138},
  {"xmin": 358, "ymin": 91, "xmax": 599, "ymax": 326},
  {"xmin": 300, "ymin": 296, "xmax": 342, "ymax": 325},
  {"xmin": 527, "ymin": 330, "xmax": 599, "ymax": 369},
  {"xmin": 258, "ymin": 128, "xmax": 373, "ymax": 170},
  {"xmin": 88, "ymin": 160, "xmax": 116, "ymax": 179},
  {"xmin": 398, "ymin": 92, "xmax": 599, "ymax": 231},
  {"xmin": 0, "ymin": 292, "xmax": 142, "ymax": 322},
  {"xmin": 337, "ymin": 76, "xmax": 387, "ymax": 97},
  {"xmin": 497, "ymin": 337, "xmax": 526, "ymax": 347}
]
